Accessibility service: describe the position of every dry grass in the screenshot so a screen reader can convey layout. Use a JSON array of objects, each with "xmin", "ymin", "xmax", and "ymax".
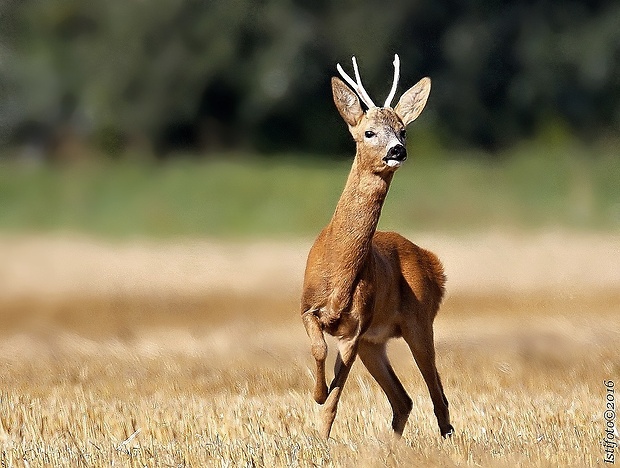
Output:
[{"xmin": 0, "ymin": 235, "xmax": 618, "ymax": 467}]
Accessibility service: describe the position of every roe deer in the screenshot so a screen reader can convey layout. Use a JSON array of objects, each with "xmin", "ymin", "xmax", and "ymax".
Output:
[{"xmin": 301, "ymin": 55, "xmax": 454, "ymax": 439}]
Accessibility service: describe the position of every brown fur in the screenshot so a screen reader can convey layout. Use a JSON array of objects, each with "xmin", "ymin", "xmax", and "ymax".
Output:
[{"xmin": 300, "ymin": 75, "xmax": 454, "ymax": 439}]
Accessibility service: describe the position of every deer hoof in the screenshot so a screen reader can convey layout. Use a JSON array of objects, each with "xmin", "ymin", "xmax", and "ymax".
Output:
[
  {"xmin": 313, "ymin": 383, "xmax": 328, "ymax": 405},
  {"xmin": 441, "ymin": 425, "xmax": 455, "ymax": 438}
]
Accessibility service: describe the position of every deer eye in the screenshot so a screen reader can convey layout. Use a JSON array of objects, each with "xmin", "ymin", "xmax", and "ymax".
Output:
[
  {"xmin": 400, "ymin": 129, "xmax": 407, "ymax": 139},
  {"xmin": 364, "ymin": 130, "xmax": 376, "ymax": 138}
]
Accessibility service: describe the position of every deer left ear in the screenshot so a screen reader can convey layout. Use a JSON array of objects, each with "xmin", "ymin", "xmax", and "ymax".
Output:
[
  {"xmin": 394, "ymin": 77, "xmax": 431, "ymax": 126},
  {"xmin": 332, "ymin": 77, "xmax": 364, "ymax": 127}
]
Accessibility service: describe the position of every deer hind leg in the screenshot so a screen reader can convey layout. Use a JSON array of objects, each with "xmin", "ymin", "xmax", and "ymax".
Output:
[
  {"xmin": 302, "ymin": 311, "xmax": 328, "ymax": 404},
  {"xmin": 321, "ymin": 336, "xmax": 359, "ymax": 439},
  {"xmin": 402, "ymin": 321, "xmax": 454, "ymax": 438},
  {"xmin": 358, "ymin": 341, "xmax": 412, "ymax": 436}
]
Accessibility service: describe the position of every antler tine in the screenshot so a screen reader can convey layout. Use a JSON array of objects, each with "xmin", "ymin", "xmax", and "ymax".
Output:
[
  {"xmin": 383, "ymin": 54, "xmax": 400, "ymax": 108},
  {"xmin": 336, "ymin": 63, "xmax": 358, "ymax": 91},
  {"xmin": 351, "ymin": 57, "xmax": 376, "ymax": 108},
  {"xmin": 336, "ymin": 57, "xmax": 376, "ymax": 109}
]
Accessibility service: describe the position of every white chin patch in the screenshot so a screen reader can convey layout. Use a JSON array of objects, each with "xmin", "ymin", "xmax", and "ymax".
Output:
[{"xmin": 385, "ymin": 159, "xmax": 402, "ymax": 168}]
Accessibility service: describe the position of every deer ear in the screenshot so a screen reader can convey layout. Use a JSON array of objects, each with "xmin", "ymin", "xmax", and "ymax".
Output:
[
  {"xmin": 394, "ymin": 77, "xmax": 431, "ymax": 126},
  {"xmin": 332, "ymin": 77, "xmax": 364, "ymax": 127}
]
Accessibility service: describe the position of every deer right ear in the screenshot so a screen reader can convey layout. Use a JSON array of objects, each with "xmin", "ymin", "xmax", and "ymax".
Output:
[
  {"xmin": 394, "ymin": 77, "xmax": 431, "ymax": 126},
  {"xmin": 332, "ymin": 77, "xmax": 364, "ymax": 127}
]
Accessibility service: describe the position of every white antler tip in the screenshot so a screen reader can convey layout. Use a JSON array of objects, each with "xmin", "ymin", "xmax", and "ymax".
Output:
[
  {"xmin": 351, "ymin": 56, "xmax": 362, "ymax": 83},
  {"xmin": 384, "ymin": 53, "xmax": 401, "ymax": 108},
  {"xmin": 335, "ymin": 55, "xmax": 376, "ymax": 108}
]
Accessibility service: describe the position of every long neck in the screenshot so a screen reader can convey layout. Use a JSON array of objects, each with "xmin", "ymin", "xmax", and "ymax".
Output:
[{"xmin": 325, "ymin": 155, "xmax": 393, "ymax": 297}]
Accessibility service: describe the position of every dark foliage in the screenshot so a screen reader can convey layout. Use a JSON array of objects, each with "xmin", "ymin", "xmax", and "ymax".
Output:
[{"xmin": 1, "ymin": 0, "xmax": 619, "ymax": 158}]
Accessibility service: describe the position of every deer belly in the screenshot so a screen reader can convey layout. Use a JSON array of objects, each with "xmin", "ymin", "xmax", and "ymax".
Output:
[{"xmin": 362, "ymin": 320, "xmax": 400, "ymax": 344}]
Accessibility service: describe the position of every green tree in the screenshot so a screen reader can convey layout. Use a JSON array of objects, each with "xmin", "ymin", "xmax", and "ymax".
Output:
[{"xmin": 1, "ymin": 0, "xmax": 619, "ymax": 158}]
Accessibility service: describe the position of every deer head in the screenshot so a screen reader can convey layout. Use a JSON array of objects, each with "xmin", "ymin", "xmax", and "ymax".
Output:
[{"xmin": 332, "ymin": 55, "xmax": 431, "ymax": 174}]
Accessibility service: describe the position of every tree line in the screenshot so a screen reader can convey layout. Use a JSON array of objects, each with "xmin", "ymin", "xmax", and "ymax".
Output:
[{"xmin": 1, "ymin": 0, "xmax": 619, "ymax": 160}]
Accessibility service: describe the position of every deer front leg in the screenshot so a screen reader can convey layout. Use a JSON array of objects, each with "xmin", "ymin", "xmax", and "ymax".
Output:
[
  {"xmin": 302, "ymin": 310, "xmax": 328, "ymax": 404},
  {"xmin": 358, "ymin": 341, "xmax": 412, "ymax": 436},
  {"xmin": 321, "ymin": 336, "xmax": 359, "ymax": 439}
]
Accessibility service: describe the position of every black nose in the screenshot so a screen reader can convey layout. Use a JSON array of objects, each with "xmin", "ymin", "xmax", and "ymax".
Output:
[{"xmin": 386, "ymin": 144, "xmax": 407, "ymax": 161}]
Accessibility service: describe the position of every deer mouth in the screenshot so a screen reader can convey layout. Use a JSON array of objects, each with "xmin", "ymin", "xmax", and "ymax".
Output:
[
  {"xmin": 383, "ymin": 144, "xmax": 407, "ymax": 167},
  {"xmin": 384, "ymin": 158, "xmax": 405, "ymax": 168}
]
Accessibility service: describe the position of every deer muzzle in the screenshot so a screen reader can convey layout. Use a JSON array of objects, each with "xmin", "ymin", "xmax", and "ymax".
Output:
[{"xmin": 383, "ymin": 144, "xmax": 407, "ymax": 167}]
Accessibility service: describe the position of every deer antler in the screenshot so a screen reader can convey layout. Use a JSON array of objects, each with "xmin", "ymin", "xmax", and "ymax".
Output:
[
  {"xmin": 383, "ymin": 54, "xmax": 400, "ymax": 108},
  {"xmin": 337, "ymin": 56, "xmax": 376, "ymax": 109}
]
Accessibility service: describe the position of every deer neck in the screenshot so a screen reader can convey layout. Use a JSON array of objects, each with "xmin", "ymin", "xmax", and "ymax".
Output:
[{"xmin": 324, "ymin": 155, "xmax": 393, "ymax": 303}]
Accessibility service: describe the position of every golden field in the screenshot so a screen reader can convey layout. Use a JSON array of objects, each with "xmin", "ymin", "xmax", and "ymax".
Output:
[{"xmin": 0, "ymin": 232, "xmax": 618, "ymax": 467}]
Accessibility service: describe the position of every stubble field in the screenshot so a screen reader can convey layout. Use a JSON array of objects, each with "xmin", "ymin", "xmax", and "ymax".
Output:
[{"xmin": 0, "ymin": 232, "xmax": 618, "ymax": 467}]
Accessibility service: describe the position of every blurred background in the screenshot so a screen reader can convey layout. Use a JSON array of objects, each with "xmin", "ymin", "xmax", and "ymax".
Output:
[
  {"xmin": 0, "ymin": 0, "xmax": 619, "ymax": 237},
  {"xmin": 0, "ymin": 6, "xmax": 618, "ymax": 464}
]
